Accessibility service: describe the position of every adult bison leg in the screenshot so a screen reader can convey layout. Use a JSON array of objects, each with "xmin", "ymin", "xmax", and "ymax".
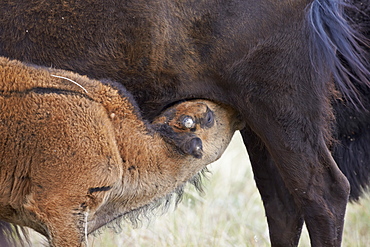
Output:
[
  {"xmin": 241, "ymin": 127, "xmax": 303, "ymax": 247},
  {"xmin": 242, "ymin": 99, "xmax": 350, "ymax": 246}
]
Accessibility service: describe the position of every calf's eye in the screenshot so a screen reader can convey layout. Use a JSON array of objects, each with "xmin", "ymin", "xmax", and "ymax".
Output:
[{"xmin": 182, "ymin": 116, "xmax": 195, "ymax": 129}]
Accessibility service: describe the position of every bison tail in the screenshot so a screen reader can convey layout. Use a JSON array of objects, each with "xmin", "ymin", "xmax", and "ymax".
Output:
[
  {"xmin": 0, "ymin": 221, "xmax": 30, "ymax": 247},
  {"xmin": 307, "ymin": 0, "xmax": 370, "ymax": 108},
  {"xmin": 307, "ymin": 0, "xmax": 370, "ymax": 200}
]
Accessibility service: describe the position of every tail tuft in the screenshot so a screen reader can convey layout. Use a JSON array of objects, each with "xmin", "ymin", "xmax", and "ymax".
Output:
[{"xmin": 307, "ymin": 0, "xmax": 370, "ymax": 108}]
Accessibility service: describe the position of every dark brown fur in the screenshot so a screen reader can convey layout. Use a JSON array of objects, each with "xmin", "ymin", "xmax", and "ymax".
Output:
[
  {"xmin": 0, "ymin": 0, "xmax": 369, "ymax": 246},
  {"xmin": 0, "ymin": 57, "xmax": 242, "ymax": 246}
]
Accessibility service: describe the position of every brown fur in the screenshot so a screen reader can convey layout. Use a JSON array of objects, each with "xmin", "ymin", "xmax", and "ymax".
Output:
[
  {"xmin": 0, "ymin": 57, "xmax": 242, "ymax": 246},
  {"xmin": 0, "ymin": 1, "xmax": 368, "ymax": 246}
]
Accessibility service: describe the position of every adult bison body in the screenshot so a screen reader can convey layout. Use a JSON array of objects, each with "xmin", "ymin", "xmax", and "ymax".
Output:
[
  {"xmin": 0, "ymin": 0, "xmax": 369, "ymax": 246},
  {"xmin": 0, "ymin": 57, "xmax": 242, "ymax": 246}
]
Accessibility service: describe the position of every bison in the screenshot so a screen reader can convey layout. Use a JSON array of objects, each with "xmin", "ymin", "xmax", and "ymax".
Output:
[
  {"xmin": 0, "ymin": 0, "xmax": 369, "ymax": 246},
  {"xmin": 0, "ymin": 57, "xmax": 243, "ymax": 246}
]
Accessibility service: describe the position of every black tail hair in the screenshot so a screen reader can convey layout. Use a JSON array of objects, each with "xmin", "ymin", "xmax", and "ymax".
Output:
[
  {"xmin": 307, "ymin": 0, "xmax": 370, "ymax": 107},
  {"xmin": 308, "ymin": 0, "xmax": 370, "ymax": 200}
]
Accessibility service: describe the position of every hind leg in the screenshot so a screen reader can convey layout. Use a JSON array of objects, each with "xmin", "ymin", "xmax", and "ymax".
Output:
[
  {"xmin": 301, "ymin": 147, "xmax": 350, "ymax": 247},
  {"xmin": 241, "ymin": 127, "xmax": 303, "ymax": 247},
  {"xmin": 242, "ymin": 98, "xmax": 350, "ymax": 246}
]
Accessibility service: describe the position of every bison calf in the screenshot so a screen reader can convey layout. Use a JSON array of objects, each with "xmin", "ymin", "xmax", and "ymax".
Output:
[{"xmin": 0, "ymin": 57, "xmax": 242, "ymax": 246}]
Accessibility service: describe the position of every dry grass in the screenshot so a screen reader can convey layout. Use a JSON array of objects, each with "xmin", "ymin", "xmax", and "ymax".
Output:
[{"xmin": 29, "ymin": 132, "xmax": 370, "ymax": 246}]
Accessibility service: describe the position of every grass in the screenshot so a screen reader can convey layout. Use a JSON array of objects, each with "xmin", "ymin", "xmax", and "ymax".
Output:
[{"xmin": 29, "ymin": 132, "xmax": 370, "ymax": 246}]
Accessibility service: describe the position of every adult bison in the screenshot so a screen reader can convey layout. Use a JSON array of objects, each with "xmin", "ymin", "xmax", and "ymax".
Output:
[
  {"xmin": 0, "ymin": 57, "xmax": 242, "ymax": 246},
  {"xmin": 0, "ymin": 0, "xmax": 369, "ymax": 246}
]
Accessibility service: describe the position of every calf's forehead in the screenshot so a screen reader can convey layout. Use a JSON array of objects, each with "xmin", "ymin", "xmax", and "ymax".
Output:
[
  {"xmin": 166, "ymin": 100, "xmax": 238, "ymax": 125},
  {"xmin": 171, "ymin": 102, "xmax": 209, "ymax": 116}
]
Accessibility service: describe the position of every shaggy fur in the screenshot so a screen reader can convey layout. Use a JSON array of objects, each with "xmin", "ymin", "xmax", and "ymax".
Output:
[
  {"xmin": 331, "ymin": 0, "xmax": 370, "ymax": 201},
  {"xmin": 0, "ymin": 57, "xmax": 243, "ymax": 246},
  {"xmin": 0, "ymin": 0, "xmax": 369, "ymax": 246}
]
